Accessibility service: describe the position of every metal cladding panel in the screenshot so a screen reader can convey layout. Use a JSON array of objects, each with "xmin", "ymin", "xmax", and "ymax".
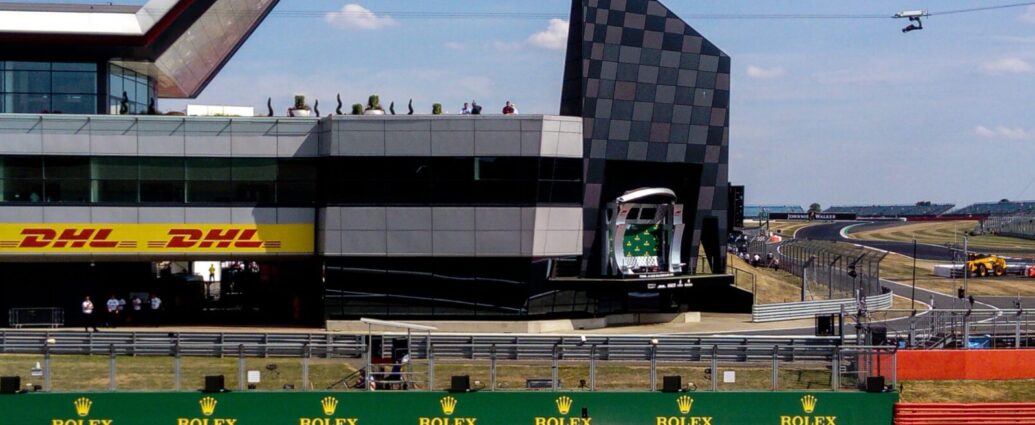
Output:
[{"xmin": 561, "ymin": 0, "xmax": 730, "ymax": 273}]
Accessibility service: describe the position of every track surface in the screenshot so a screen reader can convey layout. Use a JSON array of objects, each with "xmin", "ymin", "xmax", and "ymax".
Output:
[{"xmin": 795, "ymin": 222, "xmax": 957, "ymax": 261}]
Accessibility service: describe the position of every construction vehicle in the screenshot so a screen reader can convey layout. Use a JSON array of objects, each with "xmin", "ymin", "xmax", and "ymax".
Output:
[{"xmin": 966, "ymin": 253, "xmax": 1007, "ymax": 277}]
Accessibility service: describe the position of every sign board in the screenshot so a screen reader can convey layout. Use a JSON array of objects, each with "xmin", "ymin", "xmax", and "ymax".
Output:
[
  {"xmin": 768, "ymin": 213, "xmax": 858, "ymax": 221},
  {"xmin": 0, "ymin": 224, "xmax": 313, "ymax": 255},
  {"xmin": 0, "ymin": 391, "xmax": 898, "ymax": 425}
]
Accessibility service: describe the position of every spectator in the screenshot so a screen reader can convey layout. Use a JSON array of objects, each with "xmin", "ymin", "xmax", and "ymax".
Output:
[
  {"xmin": 502, "ymin": 101, "xmax": 516, "ymax": 115},
  {"xmin": 460, "ymin": 103, "xmax": 471, "ymax": 115},
  {"xmin": 106, "ymin": 294, "xmax": 120, "ymax": 327},
  {"xmin": 752, "ymin": 254, "xmax": 761, "ymax": 267},
  {"xmin": 471, "ymin": 101, "xmax": 482, "ymax": 115},
  {"xmin": 771, "ymin": 258, "xmax": 780, "ymax": 271},
  {"xmin": 81, "ymin": 296, "xmax": 98, "ymax": 332}
]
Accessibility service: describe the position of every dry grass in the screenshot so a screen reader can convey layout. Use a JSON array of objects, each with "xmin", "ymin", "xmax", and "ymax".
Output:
[
  {"xmin": 900, "ymin": 379, "xmax": 1035, "ymax": 402},
  {"xmin": 766, "ymin": 221, "xmax": 820, "ymax": 238},
  {"xmin": 728, "ymin": 254, "xmax": 806, "ymax": 304},
  {"xmin": 850, "ymin": 221, "xmax": 1035, "ymax": 252}
]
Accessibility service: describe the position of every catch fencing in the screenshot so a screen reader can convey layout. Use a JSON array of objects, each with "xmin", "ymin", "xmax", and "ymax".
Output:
[{"xmin": 752, "ymin": 287, "xmax": 893, "ymax": 322}]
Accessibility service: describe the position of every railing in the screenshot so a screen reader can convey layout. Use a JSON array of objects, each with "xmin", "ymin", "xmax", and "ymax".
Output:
[
  {"xmin": 870, "ymin": 308, "xmax": 1035, "ymax": 349},
  {"xmin": 0, "ymin": 339, "xmax": 895, "ymax": 393},
  {"xmin": 752, "ymin": 287, "xmax": 894, "ymax": 322},
  {"xmin": 7, "ymin": 308, "xmax": 64, "ymax": 328},
  {"xmin": 0, "ymin": 330, "xmax": 841, "ymax": 357}
]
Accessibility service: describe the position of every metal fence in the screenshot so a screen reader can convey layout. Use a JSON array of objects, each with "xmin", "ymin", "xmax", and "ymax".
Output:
[
  {"xmin": 777, "ymin": 240, "xmax": 885, "ymax": 301},
  {"xmin": 8, "ymin": 308, "xmax": 64, "ymax": 328},
  {"xmin": 980, "ymin": 214, "xmax": 1035, "ymax": 239},
  {"xmin": 870, "ymin": 309, "xmax": 1035, "ymax": 349},
  {"xmin": 0, "ymin": 339, "xmax": 895, "ymax": 393}
]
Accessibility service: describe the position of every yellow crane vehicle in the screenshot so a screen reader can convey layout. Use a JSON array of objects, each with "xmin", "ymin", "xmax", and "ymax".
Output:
[{"xmin": 966, "ymin": 253, "xmax": 1007, "ymax": 277}]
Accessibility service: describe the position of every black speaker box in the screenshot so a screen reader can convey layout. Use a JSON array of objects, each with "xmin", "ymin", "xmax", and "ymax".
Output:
[
  {"xmin": 450, "ymin": 375, "xmax": 470, "ymax": 393},
  {"xmin": 816, "ymin": 315, "xmax": 834, "ymax": 336},
  {"xmin": 204, "ymin": 375, "xmax": 225, "ymax": 393},
  {"xmin": 870, "ymin": 326, "xmax": 887, "ymax": 346},
  {"xmin": 865, "ymin": 376, "xmax": 885, "ymax": 393},
  {"xmin": 0, "ymin": 376, "xmax": 19, "ymax": 394},
  {"xmin": 662, "ymin": 376, "xmax": 681, "ymax": 392}
]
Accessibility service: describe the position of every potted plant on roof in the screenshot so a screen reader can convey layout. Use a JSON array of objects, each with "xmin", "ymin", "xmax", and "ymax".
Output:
[
  {"xmin": 363, "ymin": 95, "xmax": 386, "ymax": 115},
  {"xmin": 288, "ymin": 95, "xmax": 312, "ymax": 117}
]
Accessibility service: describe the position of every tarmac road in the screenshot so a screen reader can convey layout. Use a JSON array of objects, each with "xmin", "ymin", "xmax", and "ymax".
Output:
[{"xmin": 794, "ymin": 221, "xmax": 958, "ymax": 262}]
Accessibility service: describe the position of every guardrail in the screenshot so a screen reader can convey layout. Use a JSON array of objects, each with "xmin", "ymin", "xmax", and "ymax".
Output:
[
  {"xmin": 0, "ymin": 330, "xmax": 843, "ymax": 357},
  {"xmin": 751, "ymin": 287, "xmax": 893, "ymax": 322},
  {"xmin": 870, "ymin": 309, "xmax": 1035, "ymax": 349},
  {"xmin": 0, "ymin": 340, "xmax": 895, "ymax": 393},
  {"xmin": 7, "ymin": 308, "xmax": 63, "ymax": 328}
]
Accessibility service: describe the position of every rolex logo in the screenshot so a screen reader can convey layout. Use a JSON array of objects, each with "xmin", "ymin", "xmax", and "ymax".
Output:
[
  {"xmin": 199, "ymin": 397, "xmax": 218, "ymax": 417},
  {"xmin": 74, "ymin": 397, "xmax": 93, "ymax": 417},
  {"xmin": 321, "ymin": 396, "xmax": 339, "ymax": 416},
  {"xmin": 677, "ymin": 395, "xmax": 694, "ymax": 415},
  {"xmin": 439, "ymin": 396, "xmax": 457, "ymax": 416},
  {"xmin": 555, "ymin": 396, "xmax": 573, "ymax": 415},
  {"xmin": 801, "ymin": 395, "xmax": 818, "ymax": 414}
]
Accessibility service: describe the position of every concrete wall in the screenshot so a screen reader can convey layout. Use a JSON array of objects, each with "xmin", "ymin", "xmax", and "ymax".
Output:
[{"xmin": 319, "ymin": 206, "xmax": 582, "ymax": 257}]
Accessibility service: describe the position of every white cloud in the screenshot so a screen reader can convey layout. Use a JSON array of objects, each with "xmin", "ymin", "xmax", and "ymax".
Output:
[
  {"xmin": 745, "ymin": 65, "xmax": 786, "ymax": 79},
  {"xmin": 325, "ymin": 4, "xmax": 397, "ymax": 30},
  {"xmin": 974, "ymin": 125, "xmax": 1031, "ymax": 140},
  {"xmin": 1021, "ymin": 5, "xmax": 1035, "ymax": 23},
  {"xmin": 527, "ymin": 19, "xmax": 569, "ymax": 50},
  {"xmin": 980, "ymin": 57, "xmax": 1033, "ymax": 75}
]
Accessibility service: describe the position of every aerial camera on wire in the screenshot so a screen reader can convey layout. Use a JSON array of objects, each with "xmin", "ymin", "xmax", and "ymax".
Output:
[{"xmin": 894, "ymin": 10, "xmax": 928, "ymax": 33}]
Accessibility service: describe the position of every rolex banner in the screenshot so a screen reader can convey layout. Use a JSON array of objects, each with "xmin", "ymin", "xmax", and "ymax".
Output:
[
  {"xmin": 0, "ymin": 391, "xmax": 897, "ymax": 425},
  {"xmin": 0, "ymin": 224, "xmax": 313, "ymax": 255}
]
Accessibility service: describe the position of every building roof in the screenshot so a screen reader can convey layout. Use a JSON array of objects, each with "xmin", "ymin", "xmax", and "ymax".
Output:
[{"xmin": 0, "ymin": 0, "xmax": 279, "ymax": 98}]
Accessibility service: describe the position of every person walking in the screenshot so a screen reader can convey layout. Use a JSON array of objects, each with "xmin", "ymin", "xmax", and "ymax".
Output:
[{"xmin": 81, "ymin": 296, "xmax": 98, "ymax": 332}]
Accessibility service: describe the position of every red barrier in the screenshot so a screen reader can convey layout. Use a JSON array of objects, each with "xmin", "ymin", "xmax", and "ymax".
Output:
[
  {"xmin": 896, "ymin": 350, "xmax": 1035, "ymax": 380},
  {"xmin": 895, "ymin": 403, "xmax": 1035, "ymax": 425}
]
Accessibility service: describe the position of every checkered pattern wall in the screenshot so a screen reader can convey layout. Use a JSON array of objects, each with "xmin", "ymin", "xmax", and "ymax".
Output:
[{"xmin": 561, "ymin": 0, "xmax": 730, "ymax": 273}]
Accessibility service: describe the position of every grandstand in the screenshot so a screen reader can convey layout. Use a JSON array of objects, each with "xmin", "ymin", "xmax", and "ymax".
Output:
[
  {"xmin": 952, "ymin": 200, "xmax": 1035, "ymax": 216},
  {"xmin": 744, "ymin": 205, "xmax": 804, "ymax": 218},
  {"xmin": 824, "ymin": 203, "xmax": 955, "ymax": 218}
]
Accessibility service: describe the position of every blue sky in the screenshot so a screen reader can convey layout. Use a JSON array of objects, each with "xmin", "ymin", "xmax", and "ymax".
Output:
[{"xmin": 28, "ymin": 0, "xmax": 1035, "ymax": 208}]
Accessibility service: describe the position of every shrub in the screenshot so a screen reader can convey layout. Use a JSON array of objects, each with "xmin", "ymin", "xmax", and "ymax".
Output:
[
  {"xmin": 351, "ymin": 104, "xmax": 364, "ymax": 115},
  {"xmin": 432, "ymin": 103, "xmax": 443, "ymax": 115},
  {"xmin": 294, "ymin": 95, "xmax": 307, "ymax": 110}
]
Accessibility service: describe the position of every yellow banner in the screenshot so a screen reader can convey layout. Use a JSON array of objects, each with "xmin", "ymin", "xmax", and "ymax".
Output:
[{"xmin": 0, "ymin": 224, "xmax": 313, "ymax": 254}]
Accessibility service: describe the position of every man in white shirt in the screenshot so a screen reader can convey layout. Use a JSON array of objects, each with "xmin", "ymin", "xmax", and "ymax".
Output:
[
  {"xmin": 81, "ymin": 296, "xmax": 98, "ymax": 332},
  {"xmin": 460, "ymin": 103, "xmax": 471, "ymax": 114}
]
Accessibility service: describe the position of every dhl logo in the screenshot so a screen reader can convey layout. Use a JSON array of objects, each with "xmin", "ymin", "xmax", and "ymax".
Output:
[{"xmin": 0, "ymin": 224, "xmax": 310, "ymax": 253}]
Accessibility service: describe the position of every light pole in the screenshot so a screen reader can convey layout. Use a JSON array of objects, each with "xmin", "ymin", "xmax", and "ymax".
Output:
[
  {"xmin": 962, "ymin": 235, "xmax": 969, "ymax": 299},
  {"xmin": 911, "ymin": 238, "xmax": 917, "ymax": 310}
]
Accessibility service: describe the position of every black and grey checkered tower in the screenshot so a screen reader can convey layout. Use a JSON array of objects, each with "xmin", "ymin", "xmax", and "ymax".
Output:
[{"xmin": 561, "ymin": 0, "xmax": 730, "ymax": 275}]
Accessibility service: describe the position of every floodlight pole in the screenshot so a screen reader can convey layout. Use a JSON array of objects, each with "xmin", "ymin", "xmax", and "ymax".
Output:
[{"xmin": 911, "ymin": 238, "xmax": 917, "ymax": 310}]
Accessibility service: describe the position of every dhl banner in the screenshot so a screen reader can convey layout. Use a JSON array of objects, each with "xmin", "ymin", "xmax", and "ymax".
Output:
[{"xmin": 0, "ymin": 224, "xmax": 313, "ymax": 254}]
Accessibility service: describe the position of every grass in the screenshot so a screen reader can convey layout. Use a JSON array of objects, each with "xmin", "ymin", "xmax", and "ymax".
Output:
[
  {"xmin": 728, "ymin": 254, "xmax": 807, "ymax": 304},
  {"xmin": 899, "ymin": 379, "xmax": 1035, "ymax": 402},
  {"xmin": 849, "ymin": 221, "xmax": 1035, "ymax": 252}
]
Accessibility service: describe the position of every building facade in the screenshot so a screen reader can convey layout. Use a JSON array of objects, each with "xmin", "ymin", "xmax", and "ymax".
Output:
[{"xmin": 0, "ymin": 0, "xmax": 735, "ymax": 324}]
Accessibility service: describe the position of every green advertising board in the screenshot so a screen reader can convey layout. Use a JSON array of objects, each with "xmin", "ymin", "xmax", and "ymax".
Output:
[{"xmin": 0, "ymin": 391, "xmax": 896, "ymax": 425}]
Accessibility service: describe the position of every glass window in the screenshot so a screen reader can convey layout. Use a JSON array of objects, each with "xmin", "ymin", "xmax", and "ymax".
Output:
[
  {"xmin": 44, "ymin": 180, "xmax": 90, "ymax": 203},
  {"xmin": 186, "ymin": 158, "xmax": 230, "ymax": 181},
  {"xmin": 276, "ymin": 181, "xmax": 315, "ymax": 204},
  {"xmin": 6, "ymin": 70, "xmax": 51, "ymax": 93},
  {"xmin": 3, "ymin": 179, "xmax": 43, "ymax": 202},
  {"xmin": 53, "ymin": 62, "xmax": 95, "ymax": 72},
  {"xmin": 52, "ymin": 95, "xmax": 96, "ymax": 114},
  {"xmin": 140, "ymin": 181, "xmax": 184, "ymax": 203},
  {"xmin": 91, "ymin": 157, "xmax": 138, "ymax": 180},
  {"xmin": 52, "ymin": 72, "xmax": 97, "ymax": 94},
  {"xmin": 232, "ymin": 158, "xmax": 276, "ymax": 181},
  {"xmin": 93, "ymin": 180, "xmax": 137, "ymax": 203},
  {"xmin": 2, "ymin": 157, "xmax": 43, "ymax": 179},
  {"xmin": 5, "ymin": 93, "xmax": 49, "ymax": 113},
  {"xmin": 187, "ymin": 181, "xmax": 232, "ymax": 203},
  {"xmin": 233, "ymin": 181, "xmax": 275, "ymax": 203},
  {"xmin": 140, "ymin": 158, "xmax": 184, "ymax": 180},
  {"xmin": 44, "ymin": 157, "xmax": 89, "ymax": 179},
  {"xmin": 6, "ymin": 62, "xmax": 49, "ymax": 71}
]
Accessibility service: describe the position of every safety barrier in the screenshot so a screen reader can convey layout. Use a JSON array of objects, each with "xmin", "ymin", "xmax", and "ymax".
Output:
[
  {"xmin": 895, "ymin": 403, "xmax": 1035, "ymax": 425},
  {"xmin": 751, "ymin": 287, "xmax": 893, "ymax": 322},
  {"xmin": 894, "ymin": 349, "xmax": 1035, "ymax": 380},
  {"xmin": 7, "ymin": 308, "xmax": 63, "ymax": 328}
]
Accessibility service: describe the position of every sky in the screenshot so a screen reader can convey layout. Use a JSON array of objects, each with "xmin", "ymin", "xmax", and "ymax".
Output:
[{"xmin": 23, "ymin": 0, "xmax": 1035, "ymax": 209}]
